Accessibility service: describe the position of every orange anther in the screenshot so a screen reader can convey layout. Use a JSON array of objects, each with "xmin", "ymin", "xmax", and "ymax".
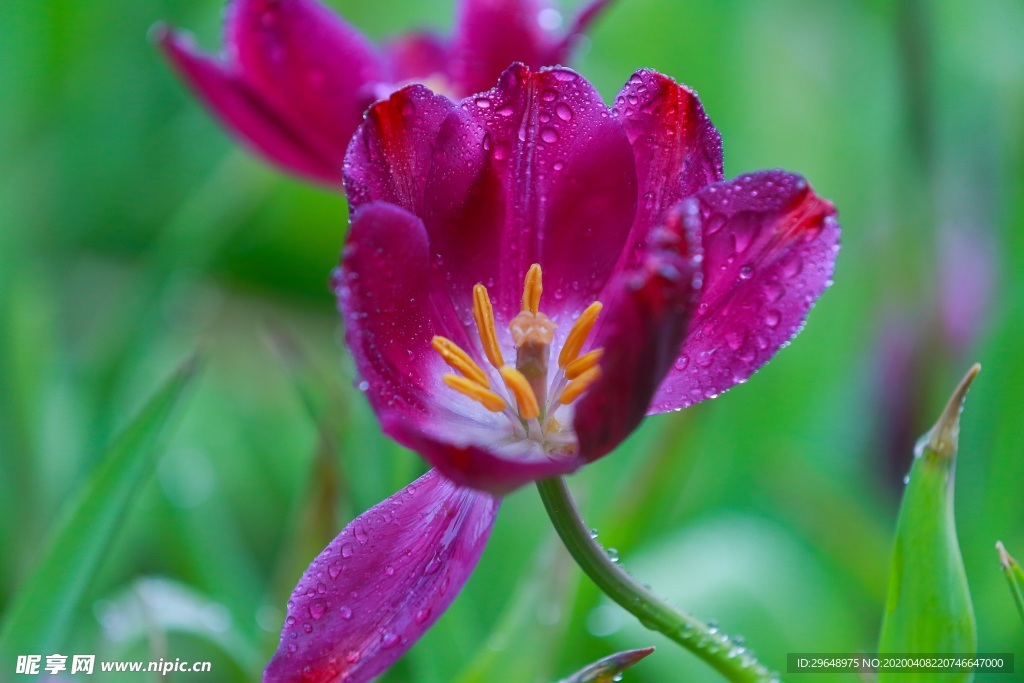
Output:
[
  {"xmin": 499, "ymin": 366, "xmax": 540, "ymax": 420},
  {"xmin": 558, "ymin": 302, "xmax": 603, "ymax": 368},
  {"xmin": 443, "ymin": 374, "xmax": 506, "ymax": 412},
  {"xmin": 558, "ymin": 366, "xmax": 602, "ymax": 405},
  {"xmin": 472, "ymin": 284, "xmax": 505, "ymax": 369},
  {"xmin": 432, "ymin": 336, "xmax": 489, "ymax": 387}
]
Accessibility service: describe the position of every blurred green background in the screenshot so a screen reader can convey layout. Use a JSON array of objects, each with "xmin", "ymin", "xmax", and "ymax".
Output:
[{"xmin": 1, "ymin": 0, "xmax": 1022, "ymax": 681}]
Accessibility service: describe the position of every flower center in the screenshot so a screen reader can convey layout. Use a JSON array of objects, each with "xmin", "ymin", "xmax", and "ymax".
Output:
[{"xmin": 432, "ymin": 264, "xmax": 604, "ymax": 453}]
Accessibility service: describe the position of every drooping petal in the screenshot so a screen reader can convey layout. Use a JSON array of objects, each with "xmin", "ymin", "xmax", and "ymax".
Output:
[
  {"xmin": 344, "ymin": 85, "xmax": 456, "ymax": 215},
  {"xmin": 648, "ymin": 170, "xmax": 840, "ymax": 413},
  {"xmin": 575, "ymin": 206, "xmax": 702, "ymax": 460},
  {"xmin": 335, "ymin": 201, "xmax": 471, "ymax": 418},
  {"xmin": 227, "ymin": 0, "xmax": 388, "ymax": 165},
  {"xmin": 425, "ymin": 64, "xmax": 638, "ymax": 323},
  {"xmin": 263, "ymin": 469, "xmax": 499, "ymax": 683},
  {"xmin": 384, "ymin": 32, "xmax": 450, "ymax": 83},
  {"xmin": 613, "ymin": 69, "xmax": 723, "ymax": 266},
  {"xmin": 157, "ymin": 26, "xmax": 345, "ymax": 186}
]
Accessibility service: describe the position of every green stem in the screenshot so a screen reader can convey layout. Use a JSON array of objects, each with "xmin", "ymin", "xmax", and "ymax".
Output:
[{"xmin": 536, "ymin": 477, "xmax": 779, "ymax": 683}]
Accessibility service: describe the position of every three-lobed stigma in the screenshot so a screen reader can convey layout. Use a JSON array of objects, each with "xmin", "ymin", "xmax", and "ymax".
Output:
[{"xmin": 433, "ymin": 263, "xmax": 604, "ymax": 451}]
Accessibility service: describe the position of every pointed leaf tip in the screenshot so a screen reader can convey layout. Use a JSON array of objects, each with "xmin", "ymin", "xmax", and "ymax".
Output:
[
  {"xmin": 996, "ymin": 541, "xmax": 1024, "ymax": 625},
  {"xmin": 923, "ymin": 363, "xmax": 980, "ymax": 460},
  {"xmin": 997, "ymin": 541, "xmax": 1012, "ymax": 569},
  {"xmin": 559, "ymin": 647, "xmax": 656, "ymax": 683}
]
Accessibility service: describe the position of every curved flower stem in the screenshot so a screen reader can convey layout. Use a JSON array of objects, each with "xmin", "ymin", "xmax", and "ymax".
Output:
[{"xmin": 536, "ymin": 477, "xmax": 779, "ymax": 683}]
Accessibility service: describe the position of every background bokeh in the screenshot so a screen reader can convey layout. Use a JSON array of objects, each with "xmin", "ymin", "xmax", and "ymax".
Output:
[{"xmin": 1, "ymin": 0, "xmax": 1022, "ymax": 680}]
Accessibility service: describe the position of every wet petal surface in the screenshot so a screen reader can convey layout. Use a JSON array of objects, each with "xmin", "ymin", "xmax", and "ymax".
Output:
[
  {"xmin": 648, "ymin": 170, "xmax": 840, "ymax": 412},
  {"xmin": 614, "ymin": 69, "xmax": 723, "ymax": 267},
  {"xmin": 344, "ymin": 85, "xmax": 456, "ymax": 214},
  {"xmin": 264, "ymin": 469, "xmax": 499, "ymax": 683},
  {"xmin": 576, "ymin": 207, "xmax": 702, "ymax": 460},
  {"xmin": 425, "ymin": 64, "xmax": 638, "ymax": 324}
]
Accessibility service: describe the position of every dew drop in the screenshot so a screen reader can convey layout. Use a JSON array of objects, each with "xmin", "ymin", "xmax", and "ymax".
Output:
[
  {"xmin": 415, "ymin": 608, "xmax": 432, "ymax": 624},
  {"xmin": 541, "ymin": 127, "xmax": 559, "ymax": 143},
  {"xmin": 696, "ymin": 349, "xmax": 716, "ymax": 367},
  {"xmin": 739, "ymin": 264, "xmax": 753, "ymax": 280},
  {"xmin": 474, "ymin": 97, "xmax": 491, "ymax": 109},
  {"xmin": 328, "ymin": 562, "xmax": 342, "ymax": 579},
  {"xmin": 381, "ymin": 631, "xmax": 400, "ymax": 649},
  {"xmin": 341, "ymin": 543, "xmax": 355, "ymax": 558},
  {"xmin": 309, "ymin": 600, "xmax": 327, "ymax": 621},
  {"xmin": 779, "ymin": 253, "xmax": 803, "ymax": 278},
  {"xmin": 354, "ymin": 525, "xmax": 368, "ymax": 544},
  {"xmin": 765, "ymin": 310, "xmax": 781, "ymax": 328},
  {"xmin": 339, "ymin": 606, "xmax": 352, "ymax": 620},
  {"xmin": 763, "ymin": 282, "xmax": 785, "ymax": 302},
  {"xmin": 345, "ymin": 651, "xmax": 361, "ymax": 664},
  {"xmin": 675, "ymin": 354, "xmax": 690, "ymax": 371},
  {"xmin": 555, "ymin": 102, "xmax": 573, "ymax": 121}
]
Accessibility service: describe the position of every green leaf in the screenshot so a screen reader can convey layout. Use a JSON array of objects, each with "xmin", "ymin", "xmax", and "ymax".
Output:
[
  {"xmin": 878, "ymin": 364, "xmax": 979, "ymax": 683},
  {"xmin": 558, "ymin": 647, "xmax": 655, "ymax": 683},
  {"xmin": 0, "ymin": 356, "xmax": 200, "ymax": 662},
  {"xmin": 996, "ymin": 541, "xmax": 1024, "ymax": 626}
]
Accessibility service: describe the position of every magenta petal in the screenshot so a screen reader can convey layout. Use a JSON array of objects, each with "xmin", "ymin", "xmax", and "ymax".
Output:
[
  {"xmin": 648, "ymin": 170, "xmax": 840, "ymax": 413},
  {"xmin": 425, "ymin": 64, "xmax": 637, "ymax": 322},
  {"xmin": 344, "ymin": 85, "xmax": 456, "ymax": 214},
  {"xmin": 335, "ymin": 201, "xmax": 471, "ymax": 418},
  {"xmin": 157, "ymin": 26, "xmax": 344, "ymax": 186},
  {"xmin": 263, "ymin": 469, "xmax": 499, "ymax": 683},
  {"xmin": 385, "ymin": 32, "xmax": 450, "ymax": 83},
  {"xmin": 227, "ymin": 0, "xmax": 387, "ymax": 164},
  {"xmin": 450, "ymin": 0, "xmax": 553, "ymax": 97},
  {"xmin": 614, "ymin": 70, "xmax": 723, "ymax": 266},
  {"xmin": 385, "ymin": 415, "xmax": 584, "ymax": 496},
  {"xmin": 575, "ymin": 208, "xmax": 702, "ymax": 460}
]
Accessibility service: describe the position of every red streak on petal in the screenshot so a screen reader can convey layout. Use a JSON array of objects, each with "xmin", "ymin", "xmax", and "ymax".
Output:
[{"xmin": 780, "ymin": 186, "xmax": 836, "ymax": 243}]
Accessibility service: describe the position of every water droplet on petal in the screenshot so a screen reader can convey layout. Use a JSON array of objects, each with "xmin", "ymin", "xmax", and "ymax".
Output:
[
  {"xmin": 541, "ymin": 127, "xmax": 559, "ymax": 143},
  {"xmin": 555, "ymin": 103, "xmax": 573, "ymax": 121},
  {"xmin": 341, "ymin": 543, "xmax": 355, "ymax": 558},
  {"xmin": 765, "ymin": 310, "xmax": 781, "ymax": 328},
  {"xmin": 328, "ymin": 562, "xmax": 342, "ymax": 579},
  {"xmin": 415, "ymin": 608, "xmax": 432, "ymax": 624},
  {"xmin": 309, "ymin": 600, "xmax": 327, "ymax": 620}
]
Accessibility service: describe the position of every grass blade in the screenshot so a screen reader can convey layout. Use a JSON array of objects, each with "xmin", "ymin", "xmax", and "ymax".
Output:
[
  {"xmin": 0, "ymin": 356, "xmax": 201, "ymax": 662},
  {"xmin": 878, "ymin": 364, "xmax": 979, "ymax": 682}
]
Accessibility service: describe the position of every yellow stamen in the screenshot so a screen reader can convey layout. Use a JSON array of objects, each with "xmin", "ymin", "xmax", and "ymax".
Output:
[
  {"xmin": 522, "ymin": 263, "xmax": 542, "ymax": 314},
  {"xmin": 565, "ymin": 348, "xmax": 603, "ymax": 380},
  {"xmin": 499, "ymin": 365, "xmax": 540, "ymax": 420},
  {"xmin": 472, "ymin": 283, "xmax": 504, "ymax": 369},
  {"xmin": 443, "ymin": 374, "xmax": 506, "ymax": 412},
  {"xmin": 558, "ymin": 301, "xmax": 603, "ymax": 368},
  {"xmin": 559, "ymin": 366, "xmax": 602, "ymax": 405},
  {"xmin": 432, "ymin": 336, "xmax": 489, "ymax": 387}
]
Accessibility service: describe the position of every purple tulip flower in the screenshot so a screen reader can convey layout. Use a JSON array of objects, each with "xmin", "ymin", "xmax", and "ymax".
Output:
[
  {"xmin": 263, "ymin": 64, "xmax": 839, "ymax": 682},
  {"xmin": 156, "ymin": 0, "xmax": 611, "ymax": 188}
]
